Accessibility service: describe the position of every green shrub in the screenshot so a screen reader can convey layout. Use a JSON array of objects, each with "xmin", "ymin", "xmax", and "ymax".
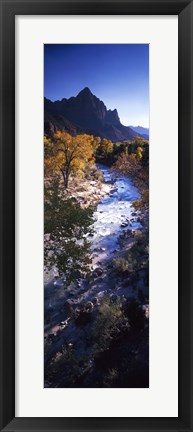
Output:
[
  {"xmin": 92, "ymin": 297, "xmax": 125, "ymax": 352},
  {"xmin": 113, "ymin": 254, "xmax": 135, "ymax": 274},
  {"xmin": 45, "ymin": 345, "xmax": 79, "ymax": 387}
]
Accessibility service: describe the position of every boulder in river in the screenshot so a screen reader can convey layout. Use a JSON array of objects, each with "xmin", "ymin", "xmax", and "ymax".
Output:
[
  {"xmin": 94, "ymin": 247, "xmax": 106, "ymax": 252},
  {"xmin": 92, "ymin": 267, "xmax": 103, "ymax": 278},
  {"xmin": 121, "ymin": 221, "xmax": 128, "ymax": 227},
  {"xmin": 92, "ymin": 297, "xmax": 99, "ymax": 305},
  {"xmin": 59, "ymin": 318, "xmax": 70, "ymax": 328},
  {"xmin": 85, "ymin": 301, "xmax": 94, "ymax": 312}
]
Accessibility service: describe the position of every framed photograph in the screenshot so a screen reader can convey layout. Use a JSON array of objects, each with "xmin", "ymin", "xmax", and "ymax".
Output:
[{"xmin": 0, "ymin": 0, "xmax": 193, "ymax": 431}]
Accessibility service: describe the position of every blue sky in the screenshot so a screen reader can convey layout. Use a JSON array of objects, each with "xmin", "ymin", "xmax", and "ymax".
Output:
[{"xmin": 44, "ymin": 44, "xmax": 149, "ymax": 128}]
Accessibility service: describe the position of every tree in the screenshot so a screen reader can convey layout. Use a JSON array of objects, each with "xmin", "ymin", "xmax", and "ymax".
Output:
[
  {"xmin": 112, "ymin": 152, "xmax": 141, "ymax": 177},
  {"xmin": 44, "ymin": 132, "xmax": 97, "ymax": 189},
  {"xmin": 100, "ymin": 138, "xmax": 113, "ymax": 155},
  {"xmin": 136, "ymin": 146, "xmax": 143, "ymax": 160},
  {"xmin": 132, "ymin": 136, "xmax": 149, "ymax": 146},
  {"xmin": 141, "ymin": 144, "xmax": 149, "ymax": 167},
  {"xmin": 96, "ymin": 138, "xmax": 113, "ymax": 161},
  {"xmin": 133, "ymin": 190, "xmax": 149, "ymax": 211},
  {"xmin": 44, "ymin": 178, "xmax": 94, "ymax": 284}
]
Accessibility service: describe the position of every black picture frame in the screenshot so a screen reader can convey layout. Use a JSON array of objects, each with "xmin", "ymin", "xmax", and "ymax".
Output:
[{"xmin": 0, "ymin": 0, "xmax": 192, "ymax": 431}]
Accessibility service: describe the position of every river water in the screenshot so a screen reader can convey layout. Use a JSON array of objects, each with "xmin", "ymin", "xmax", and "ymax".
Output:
[{"xmin": 89, "ymin": 164, "xmax": 141, "ymax": 264}]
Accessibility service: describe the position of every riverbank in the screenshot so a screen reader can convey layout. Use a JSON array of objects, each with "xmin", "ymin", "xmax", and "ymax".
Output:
[{"xmin": 67, "ymin": 169, "xmax": 114, "ymax": 208}]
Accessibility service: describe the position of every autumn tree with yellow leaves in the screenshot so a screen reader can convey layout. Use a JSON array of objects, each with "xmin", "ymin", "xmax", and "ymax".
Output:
[
  {"xmin": 112, "ymin": 145, "xmax": 148, "ymax": 191},
  {"xmin": 44, "ymin": 131, "xmax": 98, "ymax": 189},
  {"xmin": 99, "ymin": 138, "xmax": 113, "ymax": 156}
]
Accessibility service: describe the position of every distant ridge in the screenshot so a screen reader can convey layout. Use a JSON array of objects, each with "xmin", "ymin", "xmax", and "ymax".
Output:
[
  {"xmin": 129, "ymin": 125, "xmax": 149, "ymax": 140},
  {"xmin": 44, "ymin": 88, "xmax": 145, "ymax": 141}
]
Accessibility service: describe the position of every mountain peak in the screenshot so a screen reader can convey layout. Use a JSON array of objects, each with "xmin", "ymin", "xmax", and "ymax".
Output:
[
  {"xmin": 77, "ymin": 87, "xmax": 93, "ymax": 97},
  {"xmin": 44, "ymin": 89, "xmax": 140, "ymax": 141}
]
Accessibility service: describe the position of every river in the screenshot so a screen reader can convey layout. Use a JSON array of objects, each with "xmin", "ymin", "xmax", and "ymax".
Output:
[
  {"xmin": 45, "ymin": 164, "xmax": 142, "ymax": 336},
  {"xmin": 89, "ymin": 164, "xmax": 141, "ymax": 265}
]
